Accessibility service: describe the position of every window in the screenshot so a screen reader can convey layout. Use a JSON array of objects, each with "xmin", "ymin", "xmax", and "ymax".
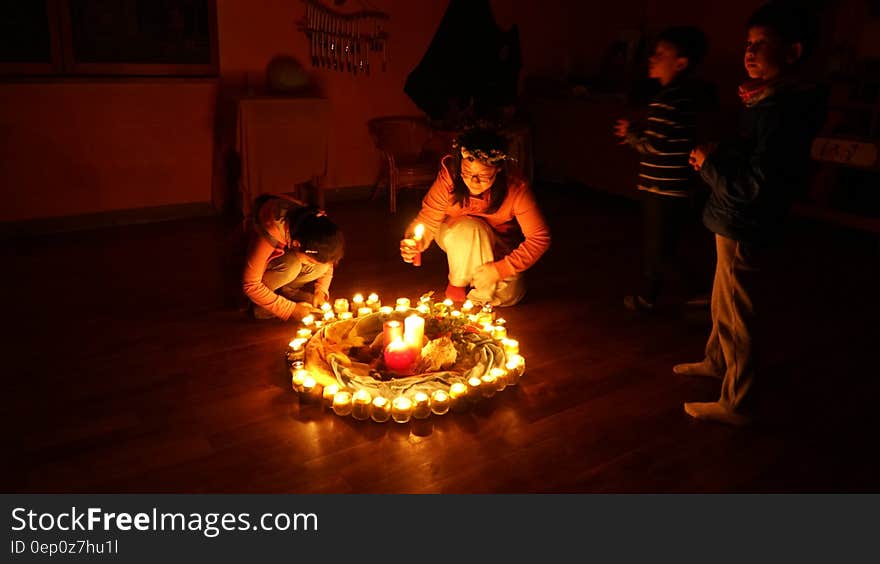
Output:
[{"xmin": 0, "ymin": 0, "xmax": 218, "ymax": 77}]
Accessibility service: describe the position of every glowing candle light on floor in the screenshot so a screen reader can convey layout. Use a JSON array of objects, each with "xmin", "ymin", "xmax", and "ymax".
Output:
[
  {"xmin": 412, "ymin": 392, "xmax": 431, "ymax": 419},
  {"xmin": 505, "ymin": 354, "xmax": 525, "ymax": 385},
  {"xmin": 467, "ymin": 376, "xmax": 483, "ymax": 400},
  {"xmin": 371, "ymin": 396, "xmax": 391, "ymax": 422},
  {"xmin": 461, "ymin": 300, "xmax": 474, "ymax": 313},
  {"xmin": 332, "ymin": 391, "xmax": 353, "ymax": 416},
  {"xmin": 333, "ymin": 298, "xmax": 350, "ymax": 314},
  {"xmin": 396, "ymin": 297, "xmax": 411, "ymax": 311},
  {"xmin": 430, "ymin": 390, "xmax": 451, "ymax": 415},
  {"xmin": 301, "ymin": 314, "xmax": 315, "ymax": 327},
  {"xmin": 492, "ymin": 325, "xmax": 508, "ymax": 340},
  {"xmin": 391, "ymin": 396, "xmax": 413, "ymax": 423},
  {"xmin": 502, "ymin": 338, "xmax": 519, "ymax": 355},
  {"xmin": 352, "ymin": 293, "xmax": 365, "ymax": 309},
  {"xmin": 339, "ymin": 311, "xmax": 353, "ymax": 321},
  {"xmin": 480, "ymin": 372, "xmax": 497, "ymax": 397},
  {"xmin": 323, "ymin": 311, "xmax": 335, "ymax": 322},
  {"xmin": 379, "ymin": 306, "xmax": 394, "ymax": 315},
  {"xmin": 291, "ymin": 368, "xmax": 309, "ymax": 392},
  {"xmin": 321, "ymin": 302, "xmax": 332, "ymax": 313},
  {"xmin": 296, "ymin": 328, "xmax": 313, "ymax": 339},
  {"xmin": 489, "ymin": 367, "xmax": 508, "ymax": 391},
  {"xmin": 404, "ymin": 314, "xmax": 425, "ymax": 350},
  {"xmin": 322, "ymin": 384, "xmax": 340, "ymax": 407},
  {"xmin": 351, "ymin": 390, "xmax": 372, "ymax": 420},
  {"xmin": 367, "ymin": 293, "xmax": 381, "ymax": 311},
  {"xmin": 301, "ymin": 376, "xmax": 318, "ymax": 398},
  {"xmin": 357, "ymin": 306, "xmax": 372, "ymax": 318},
  {"xmin": 449, "ymin": 382, "xmax": 468, "ymax": 411}
]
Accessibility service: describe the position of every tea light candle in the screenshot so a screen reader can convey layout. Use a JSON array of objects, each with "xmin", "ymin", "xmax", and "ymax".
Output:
[
  {"xmin": 412, "ymin": 392, "xmax": 431, "ymax": 419},
  {"xmin": 333, "ymin": 298, "xmax": 350, "ymax": 314},
  {"xmin": 379, "ymin": 306, "xmax": 394, "ymax": 315},
  {"xmin": 291, "ymin": 368, "xmax": 309, "ymax": 392},
  {"xmin": 395, "ymin": 297, "xmax": 411, "ymax": 311},
  {"xmin": 449, "ymin": 382, "xmax": 468, "ymax": 411},
  {"xmin": 351, "ymin": 390, "xmax": 372, "ymax": 420},
  {"xmin": 416, "ymin": 304, "xmax": 430, "ymax": 315},
  {"xmin": 404, "ymin": 314, "xmax": 425, "ymax": 350},
  {"xmin": 339, "ymin": 311, "xmax": 354, "ymax": 321},
  {"xmin": 357, "ymin": 306, "xmax": 373, "ymax": 318},
  {"xmin": 314, "ymin": 319, "xmax": 324, "ymax": 329},
  {"xmin": 332, "ymin": 391, "xmax": 353, "ymax": 416},
  {"xmin": 322, "ymin": 384, "xmax": 340, "ymax": 407},
  {"xmin": 489, "ymin": 367, "xmax": 508, "ymax": 391},
  {"xmin": 430, "ymin": 390, "xmax": 451, "ymax": 415},
  {"xmin": 296, "ymin": 328, "xmax": 313, "ymax": 339},
  {"xmin": 467, "ymin": 376, "xmax": 483, "ymax": 400},
  {"xmin": 505, "ymin": 354, "xmax": 525, "ymax": 385},
  {"xmin": 370, "ymin": 396, "xmax": 391, "ymax": 423},
  {"xmin": 391, "ymin": 396, "xmax": 413, "ymax": 423},
  {"xmin": 321, "ymin": 302, "xmax": 332, "ymax": 313},
  {"xmin": 480, "ymin": 372, "xmax": 497, "ymax": 397},
  {"xmin": 443, "ymin": 299, "xmax": 454, "ymax": 308},
  {"xmin": 492, "ymin": 325, "xmax": 508, "ymax": 340},
  {"xmin": 367, "ymin": 293, "xmax": 381, "ymax": 311},
  {"xmin": 461, "ymin": 300, "xmax": 474, "ymax": 313},
  {"xmin": 301, "ymin": 314, "xmax": 315, "ymax": 326},
  {"xmin": 301, "ymin": 376, "xmax": 318, "ymax": 398},
  {"xmin": 502, "ymin": 338, "xmax": 519, "ymax": 355},
  {"xmin": 450, "ymin": 310, "xmax": 462, "ymax": 319},
  {"xmin": 383, "ymin": 320, "xmax": 404, "ymax": 346},
  {"xmin": 288, "ymin": 338, "xmax": 308, "ymax": 361},
  {"xmin": 323, "ymin": 311, "xmax": 336, "ymax": 322},
  {"xmin": 352, "ymin": 293, "xmax": 365, "ymax": 308}
]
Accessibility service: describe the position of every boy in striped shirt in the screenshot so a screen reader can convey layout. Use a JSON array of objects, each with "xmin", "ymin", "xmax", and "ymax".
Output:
[{"xmin": 614, "ymin": 26, "xmax": 710, "ymax": 312}]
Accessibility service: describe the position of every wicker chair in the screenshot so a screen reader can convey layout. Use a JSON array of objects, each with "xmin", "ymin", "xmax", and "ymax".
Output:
[{"xmin": 367, "ymin": 116, "xmax": 440, "ymax": 212}]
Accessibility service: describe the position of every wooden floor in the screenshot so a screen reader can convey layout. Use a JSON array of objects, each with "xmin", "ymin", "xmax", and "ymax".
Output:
[{"xmin": 3, "ymin": 185, "xmax": 879, "ymax": 493}]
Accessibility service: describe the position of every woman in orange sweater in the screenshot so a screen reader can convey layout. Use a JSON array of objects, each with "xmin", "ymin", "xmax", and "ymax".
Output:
[
  {"xmin": 242, "ymin": 194, "xmax": 344, "ymax": 321},
  {"xmin": 400, "ymin": 127, "xmax": 550, "ymax": 306}
]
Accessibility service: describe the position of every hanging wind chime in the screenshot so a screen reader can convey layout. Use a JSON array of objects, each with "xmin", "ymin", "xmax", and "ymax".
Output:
[{"xmin": 299, "ymin": 0, "xmax": 390, "ymax": 76}]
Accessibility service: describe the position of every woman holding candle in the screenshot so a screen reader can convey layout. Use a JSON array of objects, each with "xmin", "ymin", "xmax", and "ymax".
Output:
[
  {"xmin": 242, "ymin": 194, "xmax": 345, "ymax": 321},
  {"xmin": 400, "ymin": 127, "xmax": 551, "ymax": 306}
]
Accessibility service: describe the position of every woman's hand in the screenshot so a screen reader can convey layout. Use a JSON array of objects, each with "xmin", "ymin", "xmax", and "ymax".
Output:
[
  {"xmin": 400, "ymin": 238, "xmax": 426, "ymax": 263},
  {"xmin": 312, "ymin": 290, "xmax": 329, "ymax": 308},
  {"xmin": 292, "ymin": 302, "xmax": 314, "ymax": 321},
  {"xmin": 472, "ymin": 263, "xmax": 501, "ymax": 289}
]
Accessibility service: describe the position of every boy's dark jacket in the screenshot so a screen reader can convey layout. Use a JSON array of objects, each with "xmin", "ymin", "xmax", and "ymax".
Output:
[{"xmin": 699, "ymin": 80, "xmax": 828, "ymax": 244}]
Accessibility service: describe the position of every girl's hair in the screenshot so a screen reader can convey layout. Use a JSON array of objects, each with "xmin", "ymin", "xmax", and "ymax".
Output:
[
  {"xmin": 286, "ymin": 206, "xmax": 344, "ymax": 264},
  {"xmin": 449, "ymin": 127, "xmax": 514, "ymax": 214}
]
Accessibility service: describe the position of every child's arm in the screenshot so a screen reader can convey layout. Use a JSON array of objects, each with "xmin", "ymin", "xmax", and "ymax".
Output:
[{"xmin": 625, "ymin": 95, "xmax": 696, "ymax": 156}]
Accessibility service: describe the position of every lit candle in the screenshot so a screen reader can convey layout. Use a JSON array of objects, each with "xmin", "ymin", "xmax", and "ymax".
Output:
[
  {"xmin": 296, "ymin": 328, "xmax": 313, "ymax": 339},
  {"xmin": 384, "ymin": 337, "xmax": 417, "ymax": 373},
  {"xmin": 430, "ymin": 390, "xmax": 451, "ymax": 415},
  {"xmin": 391, "ymin": 396, "xmax": 413, "ymax": 423},
  {"xmin": 332, "ymin": 391, "xmax": 353, "ymax": 416},
  {"xmin": 291, "ymin": 368, "xmax": 309, "ymax": 392},
  {"xmin": 383, "ymin": 320, "xmax": 404, "ymax": 347},
  {"xmin": 323, "ymin": 311, "xmax": 336, "ymax": 322},
  {"xmin": 351, "ymin": 390, "xmax": 372, "ymax": 420},
  {"xmin": 379, "ymin": 306, "xmax": 394, "ymax": 315},
  {"xmin": 412, "ymin": 391, "xmax": 431, "ymax": 419},
  {"xmin": 322, "ymin": 384, "xmax": 340, "ymax": 407},
  {"xmin": 371, "ymin": 396, "xmax": 391, "ymax": 423},
  {"xmin": 404, "ymin": 314, "xmax": 425, "ymax": 350},
  {"xmin": 505, "ymin": 354, "xmax": 525, "ymax": 385},
  {"xmin": 495, "ymin": 317, "xmax": 506, "ymax": 326},
  {"xmin": 321, "ymin": 302, "xmax": 332, "ymax": 313},
  {"xmin": 412, "ymin": 223, "xmax": 425, "ymax": 267},
  {"xmin": 367, "ymin": 293, "xmax": 381, "ymax": 311},
  {"xmin": 502, "ymin": 338, "xmax": 519, "ymax": 355},
  {"xmin": 450, "ymin": 310, "xmax": 462, "ymax": 319},
  {"xmin": 477, "ymin": 312, "xmax": 494, "ymax": 325},
  {"xmin": 467, "ymin": 376, "xmax": 483, "ymax": 400},
  {"xmin": 339, "ymin": 311, "xmax": 354, "ymax": 321},
  {"xmin": 461, "ymin": 300, "xmax": 474, "ymax": 313},
  {"xmin": 492, "ymin": 325, "xmax": 508, "ymax": 340},
  {"xmin": 352, "ymin": 293, "xmax": 365, "ymax": 308},
  {"xmin": 396, "ymin": 297, "xmax": 411, "ymax": 312},
  {"xmin": 288, "ymin": 338, "xmax": 308, "ymax": 362},
  {"xmin": 314, "ymin": 319, "xmax": 324, "ymax": 329},
  {"xmin": 489, "ymin": 367, "xmax": 508, "ymax": 391},
  {"xmin": 301, "ymin": 314, "xmax": 315, "ymax": 326},
  {"xmin": 449, "ymin": 382, "xmax": 468, "ymax": 411},
  {"xmin": 301, "ymin": 376, "xmax": 318, "ymax": 398},
  {"xmin": 480, "ymin": 372, "xmax": 497, "ymax": 397},
  {"xmin": 416, "ymin": 303, "xmax": 430, "ymax": 315},
  {"xmin": 333, "ymin": 298, "xmax": 350, "ymax": 314},
  {"xmin": 443, "ymin": 298, "xmax": 453, "ymax": 308},
  {"xmin": 357, "ymin": 306, "xmax": 372, "ymax": 318}
]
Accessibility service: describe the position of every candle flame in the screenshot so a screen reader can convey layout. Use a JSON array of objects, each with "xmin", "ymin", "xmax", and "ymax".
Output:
[{"xmin": 413, "ymin": 223, "xmax": 425, "ymax": 241}]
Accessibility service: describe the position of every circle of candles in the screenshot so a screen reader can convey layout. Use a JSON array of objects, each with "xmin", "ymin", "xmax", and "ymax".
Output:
[
  {"xmin": 489, "ymin": 367, "xmax": 508, "ymax": 391},
  {"xmin": 412, "ymin": 391, "xmax": 431, "ymax": 419},
  {"xmin": 351, "ymin": 390, "xmax": 372, "ymax": 420},
  {"xmin": 502, "ymin": 338, "xmax": 519, "ymax": 355},
  {"xmin": 467, "ymin": 376, "xmax": 483, "ymax": 400},
  {"xmin": 449, "ymin": 382, "xmax": 468, "ymax": 411},
  {"xmin": 430, "ymin": 390, "xmax": 451, "ymax": 415},
  {"xmin": 301, "ymin": 314, "xmax": 315, "ymax": 326},
  {"xmin": 322, "ymin": 384, "xmax": 340, "ymax": 407},
  {"xmin": 296, "ymin": 328, "xmax": 313, "ymax": 339},
  {"xmin": 480, "ymin": 373, "xmax": 497, "ymax": 397},
  {"xmin": 357, "ymin": 306, "xmax": 372, "ymax": 318},
  {"xmin": 291, "ymin": 368, "xmax": 309, "ymax": 392},
  {"xmin": 505, "ymin": 354, "xmax": 525, "ymax": 385},
  {"xmin": 332, "ymin": 391, "xmax": 353, "ymax": 416},
  {"xmin": 333, "ymin": 298, "xmax": 350, "ymax": 314},
  {"xmin": 396, "ymin": 297, "xmax": 411, "ymax": 310},
  {"xmin": 379, "ymin": 306, "xmax": 394, "ymax": 315},
  {"xmin": 382, "ymin": 320, "xmax": 404, "ymax": 347},
  {"xmin": 339, "ymin": 311, "xmax": 354, "ymax": 321},
  {"xmin": 391, "ymin": 396, "xmax": 413, "ymax": 423},
  {"xmin": 371, "ymin": 397, "xmax": 391, "ymax": 423},
  {"xmin": 492, "ymin": 325, "xmax": 508, "ymax": 340}
]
